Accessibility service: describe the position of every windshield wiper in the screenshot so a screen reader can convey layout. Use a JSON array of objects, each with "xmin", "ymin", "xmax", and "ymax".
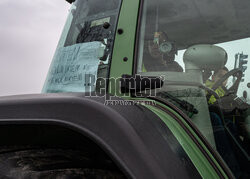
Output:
[{"xmin": 156, "ymin": 91, "xmax": 198, "ymax": 115}]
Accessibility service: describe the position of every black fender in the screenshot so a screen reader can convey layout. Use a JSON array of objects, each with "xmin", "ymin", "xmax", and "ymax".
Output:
[{"xmin": 0, "ymin": 93, "xmax": 200, "ymax": 179}]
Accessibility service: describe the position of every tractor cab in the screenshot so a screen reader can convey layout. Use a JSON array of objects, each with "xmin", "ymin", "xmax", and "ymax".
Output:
[{"xmin": 40, "ymin": 0, "xmax": 250, "ymax": 178}]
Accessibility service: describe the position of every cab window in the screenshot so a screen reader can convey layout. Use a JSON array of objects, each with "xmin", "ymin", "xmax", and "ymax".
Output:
[
  {"xmin": 43, "ymin": 0, "xmax": 121, "ymax": 93},
  {"xmin": 137, "ymin": 0, "xmax": 250, "ymax": 177}
]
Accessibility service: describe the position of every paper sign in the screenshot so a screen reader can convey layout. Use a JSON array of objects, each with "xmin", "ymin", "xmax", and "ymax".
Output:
[{"xmin": 44, "ymin": 41, "xmax": 105, "ymax": 92}]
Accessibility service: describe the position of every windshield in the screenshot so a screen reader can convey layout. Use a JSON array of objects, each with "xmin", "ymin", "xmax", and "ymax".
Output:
[
  {"xmin": 43, "ymin": 0, "xmax": 121, "ymax": 93},
  {"xmin": 137, "ymin": 0, "xmax": 250, "ymax": 177}
]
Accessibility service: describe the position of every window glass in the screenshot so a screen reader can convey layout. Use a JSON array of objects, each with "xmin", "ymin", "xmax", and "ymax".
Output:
[
  {"xmin": 137, "ymin": 0, "xmax": 250, "ymax": 177},
  {"xmin": 43, "ymin": 0, "xmax": 121, "ymax": 93}
]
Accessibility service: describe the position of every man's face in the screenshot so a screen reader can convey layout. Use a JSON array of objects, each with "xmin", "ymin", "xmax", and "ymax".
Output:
[
  {"xmin": 148, "ymin": 32, "xmax": 176, "ymax": 62},
  {"xmin": 148, "ymin": 41, "xmax": 162, "ymax": 59},
  {"xmin": 212, "ymin": 69, "xmax": 228, "ymax": 87},
  {"xmin": 148, "ymin": 32, "xmax": 166, "ymax": 59}
]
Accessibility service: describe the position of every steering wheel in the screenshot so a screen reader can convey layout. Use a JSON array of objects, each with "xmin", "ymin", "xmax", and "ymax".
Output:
[{"xmin": 211, "ymin": 68, "xmax": 243, "ymax": 96}]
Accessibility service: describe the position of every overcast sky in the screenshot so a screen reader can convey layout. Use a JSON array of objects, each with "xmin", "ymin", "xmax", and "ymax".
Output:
[{"xmin": 0, "ymin": 0, "xmax": 70, "ymax": 96}]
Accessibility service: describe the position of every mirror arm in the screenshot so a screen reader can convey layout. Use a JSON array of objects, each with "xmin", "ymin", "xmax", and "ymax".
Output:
[{"xmin": 120, "ymin": 74, "xmax": 164, "ymax": 94}]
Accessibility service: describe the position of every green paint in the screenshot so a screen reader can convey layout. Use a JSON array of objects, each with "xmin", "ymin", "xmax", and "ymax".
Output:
[
  {"xmin": 153, "ymin": 101, "xmax": 228, "ymax": 178},
  {"xmin": 127, "ymin": 97, "xmax": 229, "ymax": 177},
  {"xmin": 145, "ymin": 104, "xmax": 220, "ymax": 178},
  {"xmin": 109, "ymin": 0, "xmax": 140, "ymax": 95}
]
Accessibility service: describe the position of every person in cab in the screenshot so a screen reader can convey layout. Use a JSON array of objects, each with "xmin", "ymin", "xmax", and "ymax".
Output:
[
  {"xmin": 205, "ymin": 66, "xmax": 229, "ymax": 104},
  {"xmin": 143, "ymin": 31, "xmax": 183, "ymax": 72}
]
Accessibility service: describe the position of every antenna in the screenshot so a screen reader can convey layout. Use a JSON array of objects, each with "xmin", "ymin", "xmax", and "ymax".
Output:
[{"xmin": 155, "ymin": 3, "xmax": 159, "ymax": 33}]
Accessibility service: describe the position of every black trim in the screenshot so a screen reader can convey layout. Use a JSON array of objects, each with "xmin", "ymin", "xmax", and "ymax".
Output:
[
  {"xmin": 132, "ymin": 0, "xmax": 144, "ymax": 74},
  {"xmin": 149, "ymin": 96, "xmax": 235, "ymax": 178},
  {"xmin": 120, "ymin": 74, "xmax": 163, "ymax": 93},
  {"xmin": 65, "ymin": 0, "xmax": 75, "ymax": 4}
]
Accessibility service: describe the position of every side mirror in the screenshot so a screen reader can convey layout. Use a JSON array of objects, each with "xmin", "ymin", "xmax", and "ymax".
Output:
[
  {"xmin": 66, "ymin": 0, "xmax": 75, "ymax": 4},
  {"xmin": 120, "ymin": 74, "xmax": 164, "ymax": 94}
]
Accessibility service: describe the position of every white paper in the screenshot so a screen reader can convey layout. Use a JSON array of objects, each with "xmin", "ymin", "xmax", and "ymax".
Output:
[{"xmin": 45, "ymin": 41, "xmax": 105, "ymax": 92}]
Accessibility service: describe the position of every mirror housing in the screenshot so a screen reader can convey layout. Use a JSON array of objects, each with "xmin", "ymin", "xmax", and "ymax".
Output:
[
  {"xmin": 65, "ymin": 0, "xmax": 75, "ymax": 4},
  {"xmin": 120, "ymin": 74, "xmax": 164, "ymax": 94}
]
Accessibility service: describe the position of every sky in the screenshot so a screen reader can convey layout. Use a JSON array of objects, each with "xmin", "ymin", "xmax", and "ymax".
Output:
[
  {"xmin": 0, "ymin": 0, "xmax": 70, "ymax": 96},
  {"xmin": 1, "ymin": 1, "xmax": 249, "ymax": 101}
]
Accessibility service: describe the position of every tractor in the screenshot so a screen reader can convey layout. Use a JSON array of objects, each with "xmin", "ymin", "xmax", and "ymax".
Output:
[{"xmin": 0, "ymin": 0, "xmax": 250, "ymax": 178}]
